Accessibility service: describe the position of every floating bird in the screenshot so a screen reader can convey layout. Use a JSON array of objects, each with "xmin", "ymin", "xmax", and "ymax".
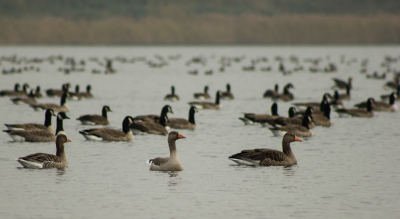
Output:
[
  {"xmin": 188, "ymin": 91, "xmax": 221, "ymax": 109},
  {"xmin": 164, "ymin": 86, "xmax": 180, "ymax": 101},
  {"xmin": 193, "ymin": 86, "xmax": 210, "ymax": 99},
  {"xmin": 166, "ymin": 106, "xmax": 198, "ymax": 130},
  {"xmin": 220, "ymin": 84, "xmax": 234, "ymax": 100},
  {"xmin": 79, "ymin": 116, "xmax": 134, "ymax": 141},
  {"xmin": 4, "ymin": 109, "xmax": 56, "ymax": 133},
  {"xmin": 30, "ymin": 92, "xmax": 70, "ymax": 112},
  {"xmin": 76, "ymin": 105, "xmax": 112, "ymax": 125}
]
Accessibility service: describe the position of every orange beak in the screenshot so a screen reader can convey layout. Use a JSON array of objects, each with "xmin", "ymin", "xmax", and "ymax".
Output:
[
  {"xmin": 67, "ymin": 138, "xmax": 72, "ymax": 142},
  {"xmin": 294, "ymin": 136, "xmax": 303, "ymax": 142},
  {"xmin": 177, "ymin": 134, "xmax": 186, "ymax": 139}
]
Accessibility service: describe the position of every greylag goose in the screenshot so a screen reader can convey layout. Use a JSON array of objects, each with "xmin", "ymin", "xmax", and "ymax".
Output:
[
  {"xmin": 239, "ymin": 102, "xmax": 279, "ymax": 125},
  {"xmin": 76, "ymin": 105, "xmax": 112, "ymax": 125},
  {"xmin": 0, "ymin": 83, "xmax": 20, "ymax": 97},
  {"xmin": 46, "ymin": 83, "xmax": 70, "ymax": 97},
  {"xmin": 188, "ymin": 91, "xmax": 221, "ymax": 109},
  {"xmin": 381, "ymin": 86, "xmax": 400, "ymax": 101},
  {"xmin": 11, "ymin": 89, "xmax": 37, "ymax": 105},
  {"xmin": 3, "ymin": 112, "xmax": 70, "ymax": 142},
  {"xmin": 220, "ymin": 84, "xmax": 234, "ymax": 100},
  {"xmin": 268, "ymin": 115, "xmax": 314, "ymax": 137},
  {"xmin": 17, "ymin": 134, "xmax": 71, "ymax": 169},
  {"xmin": 34, "ymin": 86, "xmax": 43, "ymax": 98},
  {"xmin": 312, "ymin": 102, "xmax": 333, "ymax": 127},
  {"xmin": 30, "ymin": 92, "xmax": 70, "ymax": 112},
  {"xmin": 272, "ymin": 83, "xmax": 294, "ymax": 101},
  {"xmin": 293, "ymin": 93, "xmax": 331, "ymax": 109},
  {"xmin": 332, "ymin": 77, "xmax": 353, "ymax": 89},
  {"xmin": 355, "ymin": 93, "xmax": 397, "ymax": 112},
  {"xmin": 164, "ymin": 86, "xmax": 180, "ymax": 101},
  {"xmin": 79, "ymin": 116, "xmax": 134, "ymax": 141},
  {"xmin": 4, "ymin": 109, "xmax": 56, "ymax": 133},
  {"xmin": 228, "ymin": 133, "xmax": 302, "ymax": 167},
  {"xmin": 193, "ymin": 86, "xmax": 211, "ymax": 99},
  {"xmin": 336, "ymin": 98, "xmax": 374, "ymax": 117},
  {"xmin": 263, "ymin": 84, "xmax": 279, "ymax": 98},
  {"xmin": 79, "ymin": 85, "xmax": 93, "ymax": 99},
  {"xmin": 130, "ymin": 116, "xmax": 169, "ymax": 135},
  {"xmin": 147, "ymin": 131, "xmax": 186, "ymax": 171},
  {"xmin": 166, "ymin": 106, "xmax": 198, "ymax": 130},
  {"xmin": 133, "ymin": 105, "xmax": 173, "ymax": 123}
]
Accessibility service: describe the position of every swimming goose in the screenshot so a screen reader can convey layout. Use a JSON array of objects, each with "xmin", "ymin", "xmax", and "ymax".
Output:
[
  {"xmin": 336, "ymin": 98, "xmax": 374, "ymax": 117},
  {"xmin": 293, "ymin": 93, "xmax": 331, "ymax": 109},
  {"xmin": 220, "ymin": 84, "xmax": 234, "ymax": 100},
  {"xmin": 11, "ymin": 89, "xmax": 37, "ymax": 105},
  {"xmin": 193, "ymin": 86, "xmax": 211, "ymax": 99},
  {"xmin": 332, "ymin": 77, "xmax": 353, "ymax": 89},
  {"xmin": 312, "ymin": 102, "xmax": 333, "ymax": 127},
  {"xmin": 0, "ymin": 83, "xmax": 23, "ymax": 97},
  {"xmin": 77, "ymin": 105, "xmax": 112, "ymax": 125},
  {"xmin": 130, "ymin": 116, "xmax": 169, "ymax": 135},
  {"xmin": 188, "ymin": 91, "xmax": 221, "ymax": 109},
  {"xmin": 329, "ymin": 91, "xmax": 344, "ymax": 108},
  {"xmin": 164, "ymin": 86, "xmax": 180, "ymax": 101},
  {"xmin": 147, "ymin": 131, "xmax": 186, "ymax": 171},
  {"xmin": 133, "ymin": 105, "xmax": 173, "ymax": 123},
  {"xmin": 338, "ymin": 85, "xmax": 351, "ymax": 100},
  {"xmin": 79, "ymin": 116, "xmax": 134, "ymax": 141},
  {"xmin": 263, "ymin": 84, "xmax": 279, "ymax": 98},
  {"xmin": 239, "ymin": 103, "xmax": 279, "ymax": 125},
  {"xmin": 268, "ymin": 115, "xmax": 314, "ymax": 137},
  {"xmin": 30, "ymin": 92, "xmax": 70, "ymax": 112},
  {"xmin": 17, "ymin": 134, "xmax": 71, "ymax": 169},
  {"xmin": 46, "ymin": 83, "xmax": 70, "ymax": 97},
  {"xmin": 34, "ymin": 86, "xmax": 43, "ymax": 98},
  {"xmin": 228, "ymin": 133, "xmax": 302, "ymax": 167},
  {"xmin": 272, "ymin": 83, "xmax": 294, "ymax": 101},
  {"xmin": 166, "ymin": 106, "xmax": 198, "ymax": 129},
  {"xmin": 381, "ymin": 86, "xmax": 400, "ymax": 101},
  {"xmin": 3, "ymin": 112, "xmax": 70, "ymax": 142},
  {"xmin": 79, "ymin": 85, "xmax": 93, "ymax": 99},
  {"xmin": 355, "ymin": 93, "xmax": 397, "ymax": 112},
  {"xmin": 13, "ymin": 83, "xmax": 30, "ymax": 96},
  {"xmin": 266, "ymin": 107, "xmax": 315, "ymax": 128},
  {"xmin": 5, "ymin": 109, "xmax": 56, "ymax": 133},
  {"xmin": 69, "ymin": 85, "xmax": 82, "ymax": 100}
]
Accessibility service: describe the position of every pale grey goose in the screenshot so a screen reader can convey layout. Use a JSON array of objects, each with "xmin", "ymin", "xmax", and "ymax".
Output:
[
  {"xmin": 239, "ymin": 102, "xmax": 279, "ymax": 125},
  {"xmin": 164, "ymin": 86, "xmax": 180, "ymax": 101},
  {"xmin": 130, "ymin": 116, "xmax": 169, "ymax": 135},
  {"xmin": 79, "ymin": 116, "xmax": 134, "ymax": 141},
  {"xmin": 30, "ymin": 92, "xmax": 70, "ymax": 112},
  {"xmin": 220, "ymin": 84, "xmax": 234, "ymax": 100},
  {"xmin": 193, "ymin": 86, "xmax": 211, "ymax": 99},
  {"xmin": 147, "ymin": 131, "xmax": 186, "ymax": 171},
  {"xmin": 166, "ymin": 106, "xmax": 198, "ymax": 130},
  {"xmin": 336, "ymin": 98, "xmax": 374, "ymax": 117},
  {"xmin": 188, "ymin": 91, "xmax": 221, "ymax": 109},
  {"xmin": 5, "ymin": 109, "xmax": 56, "ymax": 133},
  {"xmin": 11, "ymin": 89, "xmax": 37, "ymax": 105},
  {"xmin": 76, "ymin": 105, "xmax": 112, "ymax": 125},
  {"xmin": 229, "ymin": 133, "xmax": 303, "ymax": 167},
  {"xmin": 79, "ymin": 85, "xmax": 93, "ymax": 99},
  {"xmin": 268, "ymin": 115, "xmax": 314, "ymax": 137},
  {"xmin": 332, "ymin": 77, "xmax": 353, "ymax": 89},
  {"xmin": 3, "ymin": 112, "xmax": 70, "ymax": 142},
  {"xmin": 17, "ymin": 134, "xmax": 71, "ymax": 169}
]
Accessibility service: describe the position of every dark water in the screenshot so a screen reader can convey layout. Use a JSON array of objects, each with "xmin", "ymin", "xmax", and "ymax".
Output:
[{"xmin": 0, "ymin": 46, "xmax": 399, "ymax": 219}]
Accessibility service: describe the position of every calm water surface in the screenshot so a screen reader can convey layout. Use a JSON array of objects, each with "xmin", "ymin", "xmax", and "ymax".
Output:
[{"xmin": 0, "ymin": 46, "xmax": 399, "ymax": 219}]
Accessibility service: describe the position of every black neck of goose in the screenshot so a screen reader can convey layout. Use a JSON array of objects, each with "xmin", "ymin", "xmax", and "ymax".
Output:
[
  {"xmin": 36, "ymin": 86, "xmax": 40, "ymax": 92},
  {"xmin": 171, "ymin": 87, "xmax": 175, "ymax": 95},
  {"xmin": 397, "ymin": 86, "xmax": 400, "ymax": 95},
  {"xmin": 75, "ymin": 86, "xmax": 79, "ymax": 93},
  {"xmin": 122, "ymin": 118, "xmax": 130, "ymax": 134},
  {"xmin": 188, "ymin": 108, "xmax": 196, "ymax": 124},
  {"xmin": 348, "ymin": 79, "xmax": 352, "ymax": 88},
  {"xmin": 367, "ymin": 101, "xmax": 373, "ymax": 112},
  {"xmin": 288, "ymin": 108, "xmax": 296, "ymax": 118},
  {"xmin": 159, "ymin": 116, "xmax": 167, "ymax": 127},
  {"xmin": 160, "ymin": 106, "xmax": 170, "ymax": 118},
  {"xmin": 390, "ymin": 94, "xmax": 395, "ymax": 105},
  {"xmin": 14, "ymin": 84, "xmax": 19, "ymax": 91},
  {"xmin": 44, "ymin": 111, "xmax": 52, "ymax": 127},
  {"xmin": 283, "ymin": 87, "xmax": 289, "ymax": 95},
  {"xmin": 302, "ymin": 116, "xmax": 310, "ymax": 129},
  {"xmin": 282, "ymin": 139, "xmax": 293, "ymax": 155},
  {"xmin": 23, "ymin": 85, "xmax": 28, "ymax": 93},
  {"xmin": 322, "ymin": 94, "xmax": 328, "ymax": 101},
  {"xmin": 324, "ymin": 104, "xmax": 331, "ymax": 119},
  {"xmin": 271, "ymin": 103, "xmax": 278, "ymax": 116},
  {"xmin": 320, "ymin": 100, "xmax": 326, "ymax": 111},
  {"xmin": 227, "ymin": 84, "xmax": 230, "ymax": 92},
  {"xmin": 60, "ymin": 93, "xmax": 67, "ymax": 105},
  {"xmin": 334, "ymin": 91, "xmax": 339, "ymax": 100},
  {"xmin": 346, "ymin": 86, "xmax": 350, "ymax": 95},
  {"xmin": 55, "ymin": 117, "xmax": 65, "ymax": 135},
  {"xmin": 86, "ymin": 86, "xmax": 91, "ymax": 93},
  {"xmin": 215, "ymin": 92, "xmax": 220, "ymax": 104},
  {"xmin": 204, "ymin": 86, "xmax": 208, "ymax": 93},
  {"xmin": 274, "ymin": 84, "xmax": 278, "ymax": 92},
  {"xmin": 102, "ymin": 107, "xmax": 108, "ymax": 119},
  {"xmin": 28, "ymin": 91, "xmax": 35, "ymax": 98}
]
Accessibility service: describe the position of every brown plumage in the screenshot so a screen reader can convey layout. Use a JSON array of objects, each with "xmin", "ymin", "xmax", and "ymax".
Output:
[
  {"xmin": 79, "ymin": 116, "xmax": 134, "ymax": 141},
  {"xmin": 239, "ymin": 103, "xmax": 279, "ymax": 125},
  {"xmin": 166, "ymin": 106, "xmax": 197, "ymax": 130},
  {"xmin": 130, "ymin": 116, "xmax": 169, "ymax": 135},
  {"xmin": 4, "ymin": 109, "xmax": 56, "ymax": 133},
  {"xmin": 268, "ymin": 115, "xmax": 314, "ymax": 137},
  {"xmin": 79, "ymin": 85, "xmax": 93, "ymax": 99},
  {"xmin": 30, "ymin": 92, "xmax": 70, "ymax": 112},
  {"xmin": 77, "ymin": 105, "xmax": 112, "ymax": 125},
  {"xmin": 11, "ymin": 89, "xmax": 37, "ymax": 105},
  {"xmin": 133, "ymin": 105, "xmax": 173, "ymax": 123},
  {"xmin": 188, "ymin": 91, "xmax": 222, "ymax": 109},
  {"xmin": 336, "ymin": 98, "xmax": 374, "ymax": 117},
  {"xmin": 193, "ymin": 86, "xmax": 211, "ymax": 99},
  {"xmin": 220, "ymin": 84, "xmax": 234, "ymax": 100}
]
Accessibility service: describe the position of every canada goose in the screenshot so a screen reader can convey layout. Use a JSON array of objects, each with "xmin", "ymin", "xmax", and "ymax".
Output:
[
  {"xmin": 147, "ymin": 131, "xmax": 186, "ymax": 171},
  {"xmin": 220, "ymin": 84, "xmax": 234, "ymax": 100},
  {"xmin": 272, "ymin": 83, "xmax": 294, "ymax": 101},
  {"xmin": 263, "ymin": 84, "xmax": 279, "ymax": 98},
  {"xmin": 330, "ymin": 91, "xmax": 344, "ymax": 109},
  {"xmin": 130, "ymin": 116, "xmax": 169, "ymax": 135},
  {"xmin": 381, "ymin": 86, "xmax": 400, "ymax": 101},
  {"xmin": 77, "ymin": 105, "xmax": 112, "ymax": 125},
  {"xmin": 79, "ymin": 116, "xmax": 134, "ymax": 141},
  {"xmin": 69, "ymin": 85, "xmax": 82, "ymax": 100},
  {"xmin": 239, "ymin": 102, "xmax": 279, "ymax": 125},
  {"xmin": 266, "ymin": 107, "xmax": 315, "ymax": 128},
  {"xmin": 293, "ymin": 93, "xmax": 331, "ymax": 109},
  {"xmin": 166, "ymin": 106, "xmax": 198, "ymax": 129},
  {"xmin": 336, "ymin": 98, "xmax": 374, "ymax": 117},
  {"xmin": 355, "ymin": 93, "xmax": 397, "ymax": 112},
  {"xmin": 17, "ymin": 134, "xmax": 71, "ymax": 169},
  {"xmin": 164, "ymin": 86, "xmax": 180, "ymax": 101},
  {"xmin": 312, "ymin": 102, "xmax": 333, "ymax": 127},
  {"xmin": 13, "ymin": 83, "xmax": 30, "ymax": 96},
  {"xmin": 80, "ymin": 85, "xmax": 93, "ymax": 99},
  {"xmin": 332, "ymin": 77, "xmax": 353, "ymax": 89},
  {"xmin": 228, "ymin": 133, "xmax": 303, "ymax": 167},
  {"xmin": 188, "ymin": 91, "xmax": 221, "ymax": 109},
  {"xmin": 3, "ymin": 112, "xmax": 70, "ymax": 142},
  {"xmin": 34, "ymin": 86, "xmax": 43, "ymax": 98},
  {"xmin": 46, "ymin": 83, "xmax": 70, "ymax": 97},
  {"xmin": 4, "ymin": 109, "xmax": 56, "ymax": 133},
  {"xmin": 0, "ymin": 83, "xmax": 22, "ymax": 97},
  {"xmin": 268, "ymin": 115, "xmax": 314, "ymax": 137},
  {"xmin": 11, "ymin": 89, "xmax": 37, "ymax": 105},
  {"xmin": 133, "ymin": 105, "xmax": 173, "ymax": 123},
  {"xmin": 193, "ymin": 86, "xmax": 211, "ymax": 99},
  {"xmin": 30, "ymin": 92, "xmax": 70, "ymax": 112}
]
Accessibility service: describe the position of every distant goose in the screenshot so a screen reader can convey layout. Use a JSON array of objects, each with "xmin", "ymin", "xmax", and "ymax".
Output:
[
  {"xmin": 188, "ymin": 91, "xmax": 221, "ymax": 109},
  {"xmin": 220, "ymin": 84, "xmax": 234, "ymax": 100},
  {"xmin": 133, "ymin": 105, "xmax": 173, "ymax": 123},
  {"xmin": 34, "ymin": 86, "xmax": 43, "ymax": 98},
  {"xmin": 3, "ymin": 112, "xmax": 70, "ymax": 142},
  {"xmin": 336, "ymin": 98, "xmax": 374, "ymax": 117},
  {"xmin": 11, "ymin": 89, "xmax": 37, "ymax": 105},
  {"xmin": 332, "ymin": 77, "xmax": 353, "ymax": 89},
  {"xmin": 293, "ymin": 93, "xmax": 331, "ymax": 109},
  {"xmin": 268, "ymin": 115, "xmax": 314, "ymax": 137},
  {"xmin": 13, "ymin": 83, "xmax": 30, "ymax": 96},
  {"xmin": 17, "ymin": 134, "xmax": 71, "ymax": 169},
  {"xmin": 338, "ymin": 85, "xmax": 351, "ymax": 100},
  {"xmin": 381, "ymin": 86, "xmax": 400, "ymax": 101},
  {"xmin": 0, "ymin": 83, "xmax": 20, "ymax": 97},
  {"xmin": 147, "ymin": 131, "xmax": 186, "ymax": 171},
  {"xmin": 239, "ymin": 102, "xmax": 279, "ymax": 125},
  {"xmin": 312, "ymin": 101, "xmax": 333, "ymax": 127},
  {"xmin": 166, "ymin": 106, "xmax": 198, "ymax": 130},
  {"xmin": 80, "ymin": 85, "xmax": 93, "ymax": 99},
  {"xmin": 30, "ymin": 92, "xmax": 70, "ymax": 112},
  {"xmin": 46, "ymin": 83, "xmax": 70, "ymax": 97},
  {"xmin": 130, "ymin": 116, "xmax": 169, "ymax": 135},
  {"xmin": 266, "ymin": 107, "xmax": 315, "ymax": 128},
  {"xmin": 164, "ymin": 86, "xmax": 180, "ymax": 101},
  {"xmin": 272, "ymin": 83, "xmax": 294, "ymax": 101},
  {"xmin": 4, "ymin": 109, "xmax": 56, "ymax": 133},
  {"xmin": 69, "ymin": 85, "xmax": 82, "ymax": 100},
  {"xmin": 79, "ymin": 116, "xmax": 134, "ymax": 141},
  {"xmin": 193, "ymin": 86, "xmax": 211, "ymax": 99},
  {"xmin": 329, "ymin": 91, "xmax": 344, "ymax": 109},
  {"xmin": 263, "ymin": 84, "xmax": 279, "ymax": 98},
  {"xmin": 228, "ymin": 133, "xmax": 303, "ymax": 167},
  {"xmin": 77, "ymin": 105, "xmax": 112, "ymax": 125},
  {"xmin": 355, "ymin": 93, "xmax": 397, "ymax": 112}
]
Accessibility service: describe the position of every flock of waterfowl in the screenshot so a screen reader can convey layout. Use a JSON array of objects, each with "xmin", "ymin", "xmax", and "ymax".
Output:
[{"xmin": 1, "ymin": 52, "xmax": 399, "ymax": 171}]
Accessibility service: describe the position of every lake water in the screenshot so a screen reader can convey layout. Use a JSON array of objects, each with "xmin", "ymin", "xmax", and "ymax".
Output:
[{"xmin": 0, "ymin": 45, "xmax": 399, "ymax": 219}]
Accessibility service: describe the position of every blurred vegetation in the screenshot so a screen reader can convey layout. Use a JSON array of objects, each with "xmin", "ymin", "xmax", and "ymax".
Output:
[{"xmin": 0, "ymin": 0, "xmax": 400, "ymax": 44}]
